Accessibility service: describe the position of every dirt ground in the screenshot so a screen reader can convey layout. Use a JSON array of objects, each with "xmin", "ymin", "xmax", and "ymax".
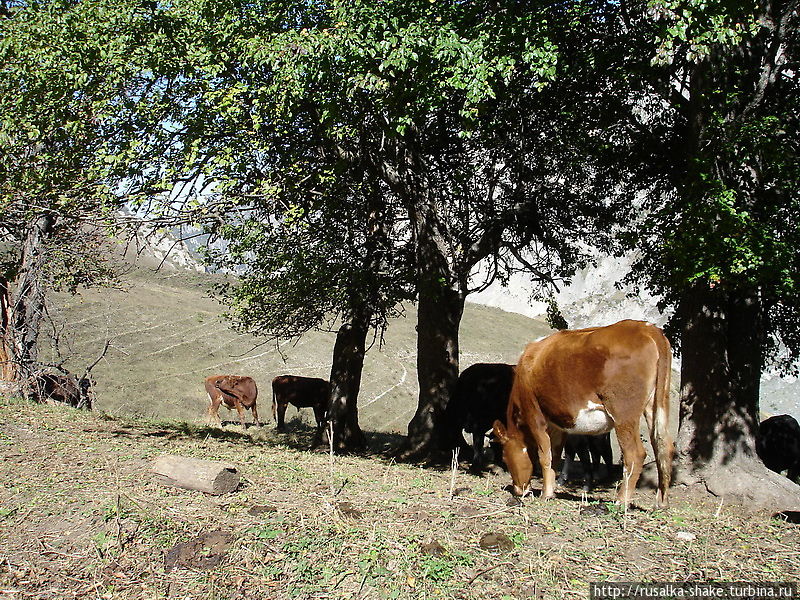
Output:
[{"xmin": 1, "ymin": 399, "xmax": 799, "ymax": 600}]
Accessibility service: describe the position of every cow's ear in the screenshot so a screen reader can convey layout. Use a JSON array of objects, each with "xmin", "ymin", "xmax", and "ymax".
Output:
[{"xmin": 493, "ymin": 420, "xmax": 508, "ymax": 443}]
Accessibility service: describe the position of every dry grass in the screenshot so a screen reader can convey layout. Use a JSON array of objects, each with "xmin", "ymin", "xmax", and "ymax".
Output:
[{"xmin": 1, "ymin": 399, "xmax": 798, "ymax": 600}]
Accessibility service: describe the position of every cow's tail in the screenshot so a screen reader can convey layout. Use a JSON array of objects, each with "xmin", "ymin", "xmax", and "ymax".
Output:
[
  {"xmin": 271, "ymin": 378, "xmax": 279, "ymax": 422},
  {"xmin": 651, "ymin": 329, "xmax": 674, "ymax": 508}
]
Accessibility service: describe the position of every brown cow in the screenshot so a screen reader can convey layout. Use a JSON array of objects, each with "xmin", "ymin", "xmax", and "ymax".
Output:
[
  {"xmin": 205, "ymin": 375, "xmax": 259, "ymax": 429},
  {"xmin": 32, "ymin": 372, "xmax": 94, "ymax": 410},
  {"xmin": 271, "ymin": 375, "xmax": 330, "ymax": 432},
  {"xmin": 493, "ymin": 320, "xmax": 673, "ymax": 509}
]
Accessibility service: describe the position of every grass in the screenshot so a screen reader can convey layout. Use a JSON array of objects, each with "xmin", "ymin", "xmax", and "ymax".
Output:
[{"xmin": 1, "ymin": 400, "xmax": 799, "ymax": 600}]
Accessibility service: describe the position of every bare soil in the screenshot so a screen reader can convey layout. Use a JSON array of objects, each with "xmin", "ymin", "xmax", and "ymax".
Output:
[{"xmin": 1, "ymin": 399, "xmax": 799, "ymax": 600}]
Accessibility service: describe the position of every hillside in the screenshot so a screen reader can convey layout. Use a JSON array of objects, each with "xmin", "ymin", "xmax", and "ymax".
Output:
[
  {"xmin": 44, "ymin": 268, "xmax": 554, "ymax": 433},
  {"xmin": 1, "ymin": 400, "xmax": 798, "ymax": 600}
]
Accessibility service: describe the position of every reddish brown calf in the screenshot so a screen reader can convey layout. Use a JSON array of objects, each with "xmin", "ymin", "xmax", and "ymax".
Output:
[{"xmin": 205, "ymin": 375, "xmax": 259, "ymax": 429}]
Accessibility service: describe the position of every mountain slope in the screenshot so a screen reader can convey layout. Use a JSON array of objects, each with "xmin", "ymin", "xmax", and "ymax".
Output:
[{"xmin": 46, "ymin": 269, "xmax": 553, "ymax": 433}]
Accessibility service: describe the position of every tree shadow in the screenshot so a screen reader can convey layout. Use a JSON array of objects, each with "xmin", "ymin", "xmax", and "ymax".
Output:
[
  {"xmin": 103, "ymin": 417, "xmax": 267, "ymax": 445},
  {"xmin": 98, "ymin": 413, "xmax": 636, "ymax": 509}
]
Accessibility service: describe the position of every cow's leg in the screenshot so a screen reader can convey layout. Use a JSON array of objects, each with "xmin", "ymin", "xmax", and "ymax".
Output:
[
  {"xmin": 251, "ymin": 403, "xmax": 261, "ymax": 427},
  {"xmin": 575, "ymin": 439, "xmax": 593, "ymax": 491},
  {"xmin": 615, "ymin": 423, "xmax": 647, "ymax": 508},
  {"xmin": 595, "ymin": 434, "xmax": 614, "ymax": 480},
  {"xmin": 235, "ymin": 401, "xmax": 247, "ymax": 429},
  {"xmin": 550, "ymin": 427, "xmax": 567, "ymax": 486},
  {"xmin": 557, "ymin": 442, "xmax": 575, "ymax": 486},
  {"xmin": 275, "ymin": 402, "xmax": 289, "ymax": 431},
  {"xmin": 207, "ymin": 394, "xmax": 223, "ymax": 428},
  {"xmin": 536, "ymin": 423, "xmax": 560, "ymax": 500},
  {"xmin": 313, "ymin": 404, "xmax": 326, "ymax": 430}
]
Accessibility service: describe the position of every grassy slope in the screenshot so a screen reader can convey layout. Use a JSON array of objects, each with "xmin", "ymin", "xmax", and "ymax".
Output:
[
  {"xmin": 44, "ymin": 268, "xmax": 553, "ymax": 432},
  {"xmin": 1, "ymin": 401, "xmax": 798, "ymax": 600}
]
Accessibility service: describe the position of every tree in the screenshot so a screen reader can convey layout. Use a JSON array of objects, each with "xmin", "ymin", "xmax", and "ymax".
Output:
[
  {"xmin": 206, "ymin": 171, "xmax": 413, "ymax": 451},
  {"xmin": 577, "ymin": 0, "xmax": 799, "ymax": 504},
  {"xmin": 647, "ymin": 0, "xmax": 799, "ymax": 502},
  {"xmin": 172, "ymin": 0, "xmax": 624, "ymax": 456},
  {"xmin": 0, "ymin": 0, "xmax": 194, "ymax": 390}
]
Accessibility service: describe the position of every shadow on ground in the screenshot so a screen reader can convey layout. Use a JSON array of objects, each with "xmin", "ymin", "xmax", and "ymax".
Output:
[{"xmin": 93, "ymin": 411, "xmax": 632, "ymax": 503}]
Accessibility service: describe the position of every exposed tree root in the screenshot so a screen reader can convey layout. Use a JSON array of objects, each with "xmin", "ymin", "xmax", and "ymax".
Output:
[{"xmin": 676, "ymin": 457, "xmax": 800, "ymax": 513}]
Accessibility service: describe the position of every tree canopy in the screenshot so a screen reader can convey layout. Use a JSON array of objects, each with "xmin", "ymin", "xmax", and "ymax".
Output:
[{"xmin": 164, "ymin": 0, "xmax": 631, "ymax": 453}]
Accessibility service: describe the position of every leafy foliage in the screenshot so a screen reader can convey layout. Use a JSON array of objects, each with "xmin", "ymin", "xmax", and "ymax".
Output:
[
  {"xmin": 565, "ymin": 0, "xmax": 800, "ymax": 371},
  {"xmin": 169, "ymin": 0, "xmax": 626, "ymax": 344},
  {"xmin": 0, "ymin": 0, "xmax": 191, "ymax": 288}
]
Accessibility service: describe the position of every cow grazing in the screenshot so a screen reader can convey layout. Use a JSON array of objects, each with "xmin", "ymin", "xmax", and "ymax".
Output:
[
  {"xmin": 271, "ymin": 375, "xmax": 330, "ymax": 432},
  {"xmin": 33, "ymin": 372, "xmax": 94, "ymax": 410},
  {"xmin": 757, "ymin": 415, "xmax": 800, "ymax": 483},
  {"xmin": 557, "ymin": 433, "xmax": 614, "ymax": 492},
  {"xmin": 493, "ymin": 320, "xmax": 673, "ymax": 509},
  {"xmin": 205, "ymin": 375, "xmax": 259, "ymax": 429},
  {"xmin": 441, "ymin": 363, "xmax": 515, "ymax": 470}
]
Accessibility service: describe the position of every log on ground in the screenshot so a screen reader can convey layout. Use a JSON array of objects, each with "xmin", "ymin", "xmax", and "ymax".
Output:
[{"xmin": 151, "ymin": 454, "xmax": 241, "ymax": 495}]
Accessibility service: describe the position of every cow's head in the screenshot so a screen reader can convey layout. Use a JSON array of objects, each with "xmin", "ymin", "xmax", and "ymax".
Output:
[{"xmin": 493, "ymin": 420, "xmax": 533, "ymax": 497}]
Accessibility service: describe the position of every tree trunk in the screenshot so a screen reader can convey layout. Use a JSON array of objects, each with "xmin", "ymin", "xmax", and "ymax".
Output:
[
  {"xmin": 319, "ymin": 180, "xmax": 387, "ymax": 454},
  {"xmin": 675, "ymin": 283, "xmax": 800, "ymax": 510},
  {"xmin": 405, "ymin": 278, "xmax": 465, "ymax": 460},
  {"xmin": 676, "ymin": 283, "xmax": 762, "ymax": 467},
  {"xmin": 6, "ymin": 213, "xmax": 56, "ymax": 392},
  {"xmin": 398, "ymin": 165, "xmax": 468, "ymax": 460},
  {"xmin": 0, "ymin": 276, "xmax": 14, "ymax": 381},
  {"xmin": 324, "ymin": 318, "xmax": 369, "ymax": 453}
]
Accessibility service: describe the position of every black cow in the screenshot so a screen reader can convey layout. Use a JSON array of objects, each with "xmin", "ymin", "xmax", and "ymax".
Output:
[
  {"xmin": 441, "ymin": 363, "xmax": 515, "ymax": 470},
  {"xmin": 556, "ymin": 433, "xmax": 614, "ymax": 491},
  {"xmin": 32, "ymin": 372, "xmax": 94, "ymax": 410},
  {"xmin": 271, "ymin": 375, "xmax": 330, "ymax": 432},
  {"xmin": 757, "ymin": 415, "xmax": 800, "ymax": 483},
  {"xmin": 441, "ymin": 362, "xmax": 619, "ymax": 485}
]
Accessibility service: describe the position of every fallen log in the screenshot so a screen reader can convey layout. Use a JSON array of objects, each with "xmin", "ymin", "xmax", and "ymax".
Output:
[{"xmin": 151, "ymin": 454, "xmax": 241, "ymax": 495}]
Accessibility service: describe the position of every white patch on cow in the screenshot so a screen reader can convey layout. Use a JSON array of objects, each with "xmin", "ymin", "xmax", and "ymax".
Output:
[{"xmin": 564, "ymin": 401, "xmax": 615, "ymax": 435}]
